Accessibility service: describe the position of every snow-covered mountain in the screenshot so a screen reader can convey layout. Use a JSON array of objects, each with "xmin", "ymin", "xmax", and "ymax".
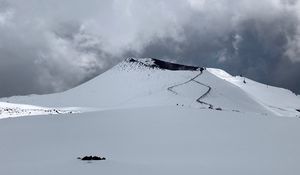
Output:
[
  {"xmin": 1, "ymin": 58, "xmax": 299, "ymax": 118},
  {"xmin": 1, "ymin": 58, "xmax": 300, "ymax": 175}
]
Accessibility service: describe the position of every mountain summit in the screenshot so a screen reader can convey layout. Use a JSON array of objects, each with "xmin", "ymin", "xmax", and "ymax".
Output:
[{"xmin": 125, "ymin": 58, "xmax": 200, "ymax": 71}]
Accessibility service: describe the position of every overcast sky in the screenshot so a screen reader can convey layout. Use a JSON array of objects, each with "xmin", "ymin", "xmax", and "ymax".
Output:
[{"xmin": 0, "ymin": 0, "xmax": 300, "ymax": 97}]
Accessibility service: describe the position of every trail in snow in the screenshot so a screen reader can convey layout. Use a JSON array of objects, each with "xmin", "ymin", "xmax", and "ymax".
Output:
[
  {"xmin": 167, "ymin": 72, "xmax": 202, "ymax": 95},
  {"xmin": 193, "ymin": 79, "xmax": 213, "ymax": 109},
  {"xmin": 167, "ymin": 70, "xmax": 214, "ymax": 108}
]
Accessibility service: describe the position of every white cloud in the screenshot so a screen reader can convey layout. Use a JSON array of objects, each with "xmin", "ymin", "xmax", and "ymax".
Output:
[
  {"xmin": 0, "ymin": 9, "xmax": 14, "ymax": 26},
  {"xmin": 285, "ymin": 33, "xmax": 300, "ymax": 62}
]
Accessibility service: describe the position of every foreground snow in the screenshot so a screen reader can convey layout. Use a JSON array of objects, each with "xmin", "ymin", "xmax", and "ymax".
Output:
[{"xmin": 1, "ymin": 107, "xmax": 300, "ymax": 175}]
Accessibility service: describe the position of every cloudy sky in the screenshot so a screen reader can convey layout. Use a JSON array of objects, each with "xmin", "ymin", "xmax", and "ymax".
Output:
[{"xmin": 0, "ymin": 0, "xmax": 300, "ymax": 97}]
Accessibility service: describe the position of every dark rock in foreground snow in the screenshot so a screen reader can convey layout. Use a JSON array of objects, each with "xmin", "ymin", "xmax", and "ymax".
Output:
[{"xmin": 78, "ymin": 156, "xmax": 106, "ymax": 161}]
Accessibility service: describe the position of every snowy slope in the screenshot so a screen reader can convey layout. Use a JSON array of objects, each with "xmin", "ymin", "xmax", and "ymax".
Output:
[
  {"xmin": 0, "ymin": 102, "xmax": 83, "ymax": 119},
  {"xmin": 1, "ymin": 58, "xmax": 199, "ymax": 108},
  {"xmin": 208, "ymin": 68, "xmax": 300, "ymax": 117},
  {"xmin": 0, "ymin": 58, "xmax": 287, "ymax": 118}
]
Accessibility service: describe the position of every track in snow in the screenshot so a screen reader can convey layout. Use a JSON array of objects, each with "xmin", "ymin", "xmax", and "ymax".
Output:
[{"xmin": 167, "ymin": 71, "xmax": 214, "ymax": 109}]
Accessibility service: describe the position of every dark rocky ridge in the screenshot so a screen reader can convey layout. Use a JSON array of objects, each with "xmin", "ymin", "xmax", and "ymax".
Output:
[{"xmin": 126, "ymin": 58, "xmax": 201, "ymax": 71}]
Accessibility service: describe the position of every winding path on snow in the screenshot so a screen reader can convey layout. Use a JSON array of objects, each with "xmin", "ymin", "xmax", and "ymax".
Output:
[{"xmin": 167, "ymin": 70, "xmax": 214, "ymax": 108}]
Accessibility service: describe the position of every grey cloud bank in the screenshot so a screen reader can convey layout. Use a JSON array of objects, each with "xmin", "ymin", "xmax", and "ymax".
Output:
[{"xmin": 0, "ymin": 0, "xmax": 300, "ymax": 97}]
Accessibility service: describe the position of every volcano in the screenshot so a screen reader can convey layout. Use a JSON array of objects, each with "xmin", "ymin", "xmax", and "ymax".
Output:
[{"xmin": 1, "ymin": 58, "xmax": 300, "ymax": 175}]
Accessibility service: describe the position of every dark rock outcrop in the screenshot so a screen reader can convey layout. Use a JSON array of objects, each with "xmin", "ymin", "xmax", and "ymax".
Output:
[
  {"xmin": 127, "ymin": 58, "xmax": 201, "ymax": 71},
  {"xmin": 78, "ymin": 156, "xmax": 106, "ymax": 161}
]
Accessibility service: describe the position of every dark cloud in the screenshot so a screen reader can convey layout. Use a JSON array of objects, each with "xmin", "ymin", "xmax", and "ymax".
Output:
[
  {"xmin": 128, "ymin": 1, "xmax": 300, "ymax": 94},
  {"xmin": 0, "ymin": 0, "xmax": 300, "ymax": 97}
]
